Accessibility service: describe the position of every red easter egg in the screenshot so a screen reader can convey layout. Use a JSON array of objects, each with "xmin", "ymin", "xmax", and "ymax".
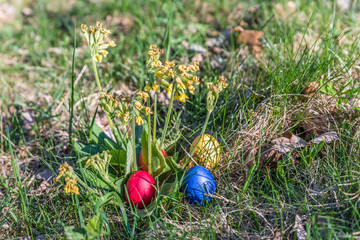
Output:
[
  {"xmin": 125, "ymin": 171, "xmax": 156, "ymax": 209},
  {"xmin": 139, "ymin": 149, "xmax": 168, "ymax": 172}
]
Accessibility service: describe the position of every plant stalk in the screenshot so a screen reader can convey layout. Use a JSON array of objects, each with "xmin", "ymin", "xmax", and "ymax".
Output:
[
  {"xmin": 91, "ymin": 58, "xmax": 122, "ymax": 148},
  {"xmin": 153, "ymin": 92, "xmax": 157, "ymax": 141},
  {"xmin": 160, "ymin": 85, "xmax": 176, "ymax": 149},
  {"xmin": 132, "ymin": 116, "xmax": 137, "ymax": 172},
  {"xmin": 147, "ymin": 101, "xmax": 152, "ymax": 174}
]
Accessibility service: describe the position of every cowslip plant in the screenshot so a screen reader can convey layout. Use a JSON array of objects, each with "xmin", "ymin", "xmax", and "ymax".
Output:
[{"xmin": 56, "ymin": 20, "xmax": 228, "ymax": 238}]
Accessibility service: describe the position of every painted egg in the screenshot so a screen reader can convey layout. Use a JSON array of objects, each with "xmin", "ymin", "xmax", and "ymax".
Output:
[
  {"xmin": 139, "ymin": 149, "xmax": 168, "ymax": 172},
  {"xmin": 125, "ymin": 171, "xmax": 156, "ymax": 209},
  {"xmin": 181, "ymin": 166, "xmax": 216, "ymax": 205},
  {"xmin": 190, "ymin": 134, "xmax": 221, "ymax": 169}
]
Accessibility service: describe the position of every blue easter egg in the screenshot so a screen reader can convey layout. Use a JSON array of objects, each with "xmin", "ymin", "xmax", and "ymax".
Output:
[{"xmin": 181, "ymin": 166, "xmax": 216, "ymax": 205}]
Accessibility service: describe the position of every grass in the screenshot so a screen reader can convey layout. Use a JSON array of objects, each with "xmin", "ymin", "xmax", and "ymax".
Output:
[{"xmin": 1, "ymin": 0, "xmax": 360, "ymax": 239}]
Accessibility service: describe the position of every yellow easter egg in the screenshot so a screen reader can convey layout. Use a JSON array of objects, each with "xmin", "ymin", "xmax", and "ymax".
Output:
[{"xmin": 190, "ymin": 134, "xmax": 221, "ymax": 169}]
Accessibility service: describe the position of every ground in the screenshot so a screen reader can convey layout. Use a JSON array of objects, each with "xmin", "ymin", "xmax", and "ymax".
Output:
[{"xmin": 1, "ymin": 0, "xmax": 360, "ymax": 239}]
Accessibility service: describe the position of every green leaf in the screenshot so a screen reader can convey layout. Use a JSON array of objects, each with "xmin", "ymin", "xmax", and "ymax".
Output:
[
  {"xmin": 94, "ymin": 192, "xmax": 115, "ymax": 213},
  {"xmin": 126, "ymin": 141, "xmax": 134, "ymax": 175},
  {"xmin": 135, "ymin": 124, "xmax": 143, "ymax": 145},
  {"xmin": 160, "ymin": 171, "xmax": 182, "ymax": 197},
  {"xmin": 165, "ymin": 156, "xmax": 184, "ymax": 171},
  {"xmin": 109, "ymin": 150, "xmax": 127, "ymax": 168},
  {"xmin": 74, "ymin": 142, "xmax": 104, "ymax": 156},
  {"xmin": 85, "ymin": 212, "xmax": 108, "ymax": 240},
  {"xmin": 90, "ymin": 123, "xmax": 118, "ymax": 150},
  {"xmin": 151, "ymin": 146, "xmax": 168, "ymax": 177},
  {"xmin": 141, "ymin": 127, "xmax": 149, "ymax": 167},
  {"xmin": 64, "ymin": 226, "xmax": 86, "ymax": 240},
  {"xmin": 80, "ymin": 168, "xmax": 112, "ymax": 190}
]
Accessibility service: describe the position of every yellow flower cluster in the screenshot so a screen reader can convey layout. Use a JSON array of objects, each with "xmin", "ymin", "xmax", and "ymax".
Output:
[
  {"xmin": 206, "ymin": 76, "xmax": 228, "ymax": 112},
  {"xmin": 99, "ymin": 90, "xmax": 153, "ymax": 126},
  {"xmin": 81, "ymin": 21, "xmax": 116, "ymax": 63},
  {"xmin": 55, "ymin": 162, "xmax": 79, "ymax": 195},
  {"xmin": 134, "ymin": 91, "xmax": 153, "ymax": 126},
  {"xmin": 145, "ymin": 45, "xmax": 201, "ymax": 103},
  {"xmin": 206, "ymin": 76, "xmax": 228, "ymax": 95},
  {"xmin": 85, "ymin": 151, "xmax": 111, "ymax": 175},
  {"xmin": 99, "ymin": 91, "xmax": 132, "ymax": 125},
  {"xmin": 64, "ymin": 178, "xmax": 79, "ymax": 195}
]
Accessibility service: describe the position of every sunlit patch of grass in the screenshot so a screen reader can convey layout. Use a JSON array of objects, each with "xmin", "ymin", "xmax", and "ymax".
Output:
[{"xmin": 1, "ymin": 0, "xmax": 360, "ymax": 239}]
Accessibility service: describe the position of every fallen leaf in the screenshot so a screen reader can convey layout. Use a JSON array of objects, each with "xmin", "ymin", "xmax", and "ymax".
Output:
[
  {"xmin": 303, "ymin": 81, "xmax": 320, "ymax": 97},
  {"xmin": 271, "ymin": 132, "xmax": 307, "ymax": 155},
  {"xmin": 232, "ymin": 26, "xmax": 263, "ymax": 46},
  {"xmin": 310, "ymin": 132, "xmax": 339, "ymax": 144}
]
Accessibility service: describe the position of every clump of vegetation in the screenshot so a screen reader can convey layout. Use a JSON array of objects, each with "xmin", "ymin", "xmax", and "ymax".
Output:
[
  {"xmin": 2, "ymin": 1, "xmax": 360, "ymax": 239},
  {"xmin": 54, "ymin": 21, "xmax": 226, "ymax": 238}
]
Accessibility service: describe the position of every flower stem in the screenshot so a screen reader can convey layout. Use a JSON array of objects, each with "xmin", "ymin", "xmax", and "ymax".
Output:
[
  {"xmin": 132, "ymin": 116, "xmax": 137, "ymax": 172},
  {"xmin": 114, "ymin": 122, "xmax": 127, "ymax": 147},
  {"xmin": 147, "ymin": 101, "xmax": 152, "ymax": 174},
  {"xmin": 91, "ymin": 58, "xmax": 122, "ymax": 148},
  {"xmin": 160, "ymin": 85, "xmax": 176, "ymax": 149},
  {"xmin": 153, "ymin": 92, "xmax": 157, "ymax": 142},
  {"xmin": 92, "ymin": 58, "xmax": 103, "ymax": 92}
]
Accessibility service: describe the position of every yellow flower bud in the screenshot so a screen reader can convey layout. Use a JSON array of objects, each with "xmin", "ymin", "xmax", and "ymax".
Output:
[
  {"xmin": 167, "ymin": 84, "xmax": 173, "ymax": 97},
  {"xmin": 81, "ymin": 24, "xmax": 88, "ymax": 33},
  {"xmin": 122, "ymin": 112, "xmax": 130, "ymax": 122},
  {"xmin": 175, "ymin": 93, "xmax": 189, "ymax": 103},
  {"xmin": 108, "ymin": 40, "xmax": 116, "ymax": 47},
  {"xmin": 144, "ymin": 84, "xmax": 152, "ymax": 92},
  {"xmin": 137, "ymin": 91, "xmax": 149, "ymax": 101},
  {"xmin": 176, "ymin": 77, "xmax": 186, "ymax": 89},
  {"xmin": 165, "ymin": 60, "xmax": 175, "ymax": 67},
  {"xmin": 167, "ymin": 69, "xmax": 175, "ymax": 78},
  {"xmin": 144, "ymin": 107, "xmax": 153, "ymax": 115},
  {"xmin": 99, "ymin": 50, "xmax": 108, "ymax": 57},
  {"xmin": 95, "ymin": 54, "xmax": 102, "ymax": 62},
  {"xmin": 152, "ymin": 83, "xmax": 160, "ymax": 92},
  {"xmin": 136, "ymin": 115, "xmax": 144, "ymax": 125},
  {"xmin": 135, "ymin": 101, "xmax": 143, "ymax": 110},
  {"xmin": 188, "ymin": 84, "xmax": 195, "ymax": 95},
  {"xmin": 155, "ymin": 71, "xmax": 163, "ymax": 78},
  {"xmin": 192, "ymin": 76, "xmax": 200, "ymax": 85}
]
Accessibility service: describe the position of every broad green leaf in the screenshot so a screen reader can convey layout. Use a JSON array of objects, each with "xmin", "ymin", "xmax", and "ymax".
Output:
[
  {"xmin": 109, "ymin": 150, "xmax": 127, "ymax": 168},
  {"xmin": 151, "ymin": 145, "xmax": 168, "ymax": 177},
  {"xmin": 74, "ymin": 142, "xmax": 103, "ymax": 156},
  {"xmin": 85, "ymin": 212, "xmax": 108, "ymax": 240},
  {"xmin": 80, "ymin": 169, "xmax": 112, "ymax": 190},
  {"xmin": 64, "ymin": 226, "xmax": 86, "ymax": 240},
  {"xmin": 135, "ymin": 124, "xmax": 143, "ymax": 145},
  {"xmin": 94, "ymin": 192, "xmax": 115, "ymax": 213},
  {"xmin": 141, "ymin": 127, "xmax": 149, "ymax": 167},
  {"xmin": 90, "ymin": 123, "xmax": 118, "ymax": 150},
  {"xmin": 126, "ymin": 141, "xmax": 134, "ymax": 175}
]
